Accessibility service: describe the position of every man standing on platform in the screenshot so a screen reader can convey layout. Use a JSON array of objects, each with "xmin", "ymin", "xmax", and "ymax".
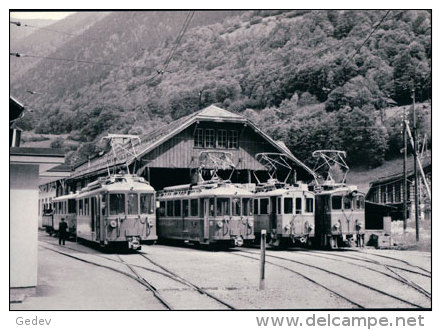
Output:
[{"xmin": 59, "ymin": 218, "xmax": 68, "ymax": 245}]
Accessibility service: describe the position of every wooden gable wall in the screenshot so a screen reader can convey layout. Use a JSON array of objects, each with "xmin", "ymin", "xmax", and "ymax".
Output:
[{"xmin": 141, "ymin": 121, "xmax": 280, "ymax": 170}]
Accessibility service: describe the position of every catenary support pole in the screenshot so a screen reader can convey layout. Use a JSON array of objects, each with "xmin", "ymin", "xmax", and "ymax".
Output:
[
  {"xmin": 259, "ymin": 229, "xmax": 266, "ymax": 290},
  {"xmin": 412, "ymin": 88, "xmax": 419, "ymax": 242},
  {"xmin": 403, "ymin": 107, "xmax": 407, "ymax": 230}
]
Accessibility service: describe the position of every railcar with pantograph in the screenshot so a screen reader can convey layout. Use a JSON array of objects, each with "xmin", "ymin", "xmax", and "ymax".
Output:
[
  {"xmin": 75, "ymin": 174, "xmax": 157, "ymax": 250},
  {"xmin": 50, "ymin": 193, "xmax": 78, "ymax": 238},
  {"xmin": 310, "ymin": 150, "xmax": 365, "ymax": 249},
  {"xmin": 253, "ymin": 179, "xmax": 315, "ymax": 247},
  {"xmin": 156, "ymin": 178, "xmax": 255, "ymax": 248}
]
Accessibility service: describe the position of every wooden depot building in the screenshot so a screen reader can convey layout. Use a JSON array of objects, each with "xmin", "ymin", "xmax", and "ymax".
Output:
[{"xmin": 65, "ymin": 105, "xmax": 316, "ymax": 192}]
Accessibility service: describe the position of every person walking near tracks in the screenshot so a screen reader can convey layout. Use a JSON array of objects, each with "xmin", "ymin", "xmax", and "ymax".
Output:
[{"xmin": 59, "ymin": 218, "xmax": 68, "ymax": 245}]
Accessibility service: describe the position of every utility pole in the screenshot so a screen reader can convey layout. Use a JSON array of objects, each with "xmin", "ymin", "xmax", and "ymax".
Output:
[
  {"xmin": 412, "ymin": 88, "xmax": 419, "ymax": 242},
  {"xmin": 402, "ymin": 107, "xmax": 407, "ymax": 230}
]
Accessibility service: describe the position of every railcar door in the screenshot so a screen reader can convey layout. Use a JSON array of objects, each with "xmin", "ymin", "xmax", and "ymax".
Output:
[
  {"xmin": 270, "ymin": 197, "xmax": 277, "ymax": 232},
  {"xmin": 203, "ymin": 198, "xmax": 210, "ymax": 240},
  {"xmin": 97, "ymin": 196, "xmax": 104, "ymax": 243},
  {"xmin": 91, "ymin": 197, "xmax": 98, "ymax": 242}
]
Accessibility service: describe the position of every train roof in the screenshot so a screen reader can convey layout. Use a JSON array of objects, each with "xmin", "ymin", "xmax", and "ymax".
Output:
[
  {"xmin": 158, "ymin": 180, "xmax": 254, "ymax": 199},
  {"xmin": 253, "ymin": 179, "xmax": 312, "ymax": 196},
  {"xmin": 52, "ymin": 192, "xmax": 78, "ymax": 201},
  {"xmin": 77, "ymin": 174, "xmax": 155, "ymax": 197},
  {"xmin": 314, "ymin": 184, "xmax": 364, "ymax": 195}
]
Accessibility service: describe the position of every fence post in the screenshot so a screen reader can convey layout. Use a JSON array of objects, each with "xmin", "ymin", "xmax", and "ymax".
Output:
[{"xmin": 259, "ymin": 229, "xmax": 266, "ymax": 290}]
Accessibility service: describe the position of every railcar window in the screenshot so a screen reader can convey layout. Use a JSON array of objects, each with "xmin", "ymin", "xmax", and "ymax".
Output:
[
  {"xmin": 205, "ymin": 129, "xmax": 215, "ymax": 148},
  {"xmin": 277, "ymin": 198, "xmax": 281, "ymax": 215},
  {"xmin": 305, "ymin": 198, "xmax": 314, "ymax": 213},
  {"xmin": 332, "ymin": 196, "xmax": 342, "ymax": 210},
  {"xmin": 128, "ymin": 193, "xmax": 139, "ymax": 215},
  {"xmin": 85, "ymin": 198, "xmax": 90, "ymax": 216},
  {"xmin": 254, "ymin": 199, "xmax": 259, "ymax": 215},
  {"xmin": 260, "ymin": 198, "xmax": 269, "ymax": 215},
  {"xmin": 217, "ymin": 198, "xmax": 230, "ymax": 216},
  {"xmin": 209, "ymin": 198, "xmax": 215, "ymax": 216},
  {"xmin": 242, "ymin": 198, "xmax": 253, "ymax": 216},
  {"xmin": 344, "ymin": 196, "xmax": 352, "ymax": 209},
  {"xmin": 166, "ymin": 201, "xmax": 173, "ymax": 217},
  {"xmin": 190, "ymin": 199, "xmax": 198, "ymax": 217},
  {"xmin": 175, "ymin": 200, "xmax": 182, "ymax": 217},
  {"xmin": 295, "ymin": 197, "xmax": 302, "ymax": 214},
  {"xmin": 355, "ymin": 196, "xmax": 365, "ymax": 209},
  {"xmin": 284, "ymin": 197, "xmax": 293, "ymax": 214},
  {"xmin": 68, "ymin": 199, "xmax": 76, "ymax": 213},
  {"xmin": 183, "ymin": 200, "xmax": 189, "ymax": 217},
  {"xmin": 232, "ymin": 198, "xmax": 241, "ymax": 216},
  {"xmin": 140, "ymin": 194, "xmax": 154, "ymax": 214},
  {"xmin": 109, "ymin": 193, "xmax": 126, "ymax": 215},
  {"xmin": 79, "ymin": 200, "xmax": 83, "ymax": 216},
  {"xmin": 102, "ymin": 194, "xmax": 107, "ymax": 216},
  {"xmin": 159, "ymin": 201, "xmax": 166, "ymax": 216}
]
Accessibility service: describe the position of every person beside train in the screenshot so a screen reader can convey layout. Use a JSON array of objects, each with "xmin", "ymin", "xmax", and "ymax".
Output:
[{"xmin": 59, "ymin": 218, "xmax": 68, "ymax": 245}]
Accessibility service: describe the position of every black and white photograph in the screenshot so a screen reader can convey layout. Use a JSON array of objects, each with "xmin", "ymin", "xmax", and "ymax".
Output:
[{"xmin": 8, "ymin": 4, "xmax": 434, "ymax": 328}]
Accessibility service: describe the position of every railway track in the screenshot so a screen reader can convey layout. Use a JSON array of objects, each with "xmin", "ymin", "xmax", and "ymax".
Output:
[
  {"xmin": 232, "ymin": 249, "xmax": 428, "ymax": 309},
  {"xmin": 291, "ymin": 250, "xmax": 431, "ymax": 299},
  {"xmin": 39, "ymin": 240, "xmax": 234, "ymax": 310}
]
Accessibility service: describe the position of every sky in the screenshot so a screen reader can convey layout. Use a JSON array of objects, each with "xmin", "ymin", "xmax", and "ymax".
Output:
[{"xmin": 10, "ymin": 11, "xmax": 75, "ymax": 20}]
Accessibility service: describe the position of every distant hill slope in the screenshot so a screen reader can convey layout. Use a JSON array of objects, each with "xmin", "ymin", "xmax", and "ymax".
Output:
[
  {"xmin": 10, "ymin": 18, "xmax": 57, "ymax": 40},
  {"xmin": 10, "ymin": 10, "xmax": 431, "ymax": 167}
]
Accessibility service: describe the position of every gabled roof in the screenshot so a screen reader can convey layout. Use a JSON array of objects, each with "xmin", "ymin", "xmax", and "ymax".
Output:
[{"xmin": 71, "ymin": 105, "xmax": 317, "ymax": 180}]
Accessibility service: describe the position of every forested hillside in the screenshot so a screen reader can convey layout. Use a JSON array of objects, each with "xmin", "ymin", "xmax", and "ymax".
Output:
[{"xmin": 11, "ymin": 10, "xmax": 431, "ymax": 168}]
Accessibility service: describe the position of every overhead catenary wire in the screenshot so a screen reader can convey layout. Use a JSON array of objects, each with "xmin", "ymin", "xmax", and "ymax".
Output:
[
  {"xmin": 143, "ymin": 11, "xmax": 195, "ymax": 84},
  {"xmin": 341, "ymin": 10, "xmax": 391, "ymax": 69},
  {"xmin": 9, "ymin": 52, "xmax": 155, "ymax": 70},
  {"xmin": 10, "ymin": 20, "xmax": 101, "ymax": 41}
]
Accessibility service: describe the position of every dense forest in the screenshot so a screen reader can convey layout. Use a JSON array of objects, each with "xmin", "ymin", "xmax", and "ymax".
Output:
[{"xmin": 10, "ymin": 10, "xmax": 431, "ymax": 168}]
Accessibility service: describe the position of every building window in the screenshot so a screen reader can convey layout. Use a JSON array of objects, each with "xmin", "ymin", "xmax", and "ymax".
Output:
[
  {"xmin": 394, "ymin": 183, "xmax": 402, "ymax": 203},
  {"xmin": 194, "ymin": 128, "xmax": 204, "ymax": 148},
  {"xmin": 228, "ymin": 130, "xmax": 239, "ymax": 149},
  {"xmin": 205, "ymin": 129, "xmax": 215, "ymax": 148},
  {"xmin": 217, "ymin": 130, "xmax": 228, "ymax": 148}
]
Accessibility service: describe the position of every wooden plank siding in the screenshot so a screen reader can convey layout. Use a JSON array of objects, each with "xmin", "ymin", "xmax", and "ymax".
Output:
[{"xmin": 142, "ymin": 122, "xmax": 278, "ymax": 171}]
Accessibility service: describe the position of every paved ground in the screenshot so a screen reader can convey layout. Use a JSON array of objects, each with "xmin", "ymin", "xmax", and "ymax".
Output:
[
  {"xmin": 10, "ymin": 232, "xmax": 431, "ymax": 310},
  {"xmin": 10, "ymin": 235, "xmax": 165, "ymax": 310}
]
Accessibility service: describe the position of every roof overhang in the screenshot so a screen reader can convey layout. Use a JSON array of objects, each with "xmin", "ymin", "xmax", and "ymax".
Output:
[{"xmin": 10, "ymin": 147, "xmax": 65, "ymax": 175}]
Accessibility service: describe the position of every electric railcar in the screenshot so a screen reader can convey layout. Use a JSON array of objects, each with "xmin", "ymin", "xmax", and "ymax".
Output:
[
  {"xmin": 156, "ymin": 179, "xmax": 255, "ymax": 248},
  {"xmin": 253, "ymin": 179, "xmax": 315, "ymax": 247},
  {"xmin": 76, "ymin": 174, "xmax": 157, "ymax": 250},
  {"xmin": 44, "ymin": 193, "xmax": 78, "ymax": 237},
  {"xmin": 314, "ymin": 184, "xmax": 365, "ymax": 249}
]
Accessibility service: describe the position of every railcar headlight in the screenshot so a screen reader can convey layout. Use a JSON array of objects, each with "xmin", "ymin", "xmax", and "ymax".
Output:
[
  {"xmin": 284, "ymin": 225, "xmax": 291, "ymax": 232},
  {"xmin": 148, "ymin": 220, "xmax": 154, "ymax": 227},
  {"xmin": 247, "ymin": 219, "xmax": 254, "ymax": 227},
  {"xmin": 110, "ymin": 220, "xmax": 117, "ymax": 228},
  {"xmin": 216, "ymin": 221, "xmax": 223, "ymax": 228},
  {"xmin": 333, "ymin": 222, "xmax": 340, "ymax": 231}
]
